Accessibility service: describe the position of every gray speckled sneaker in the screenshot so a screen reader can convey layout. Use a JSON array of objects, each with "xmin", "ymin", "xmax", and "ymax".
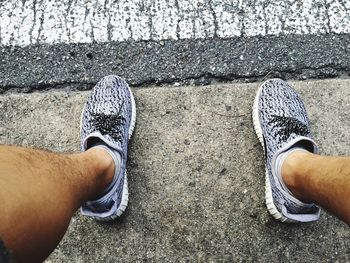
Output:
[
  {"xmin": 252, "ymin": 79, "xmax": 320, "ymax": 223},
  {"xmin": 80, "ymin": 75, "xmax": 136, "ymax": 220}
]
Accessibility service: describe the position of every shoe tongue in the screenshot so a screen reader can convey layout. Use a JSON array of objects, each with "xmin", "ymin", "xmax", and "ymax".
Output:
[
  {"xmin": 83, "ymin": 131, "xmax": 122, "ymax": 153},
  {"xmin": 279, "ymin": 136, "xmax": 319, "ymax": 155}
]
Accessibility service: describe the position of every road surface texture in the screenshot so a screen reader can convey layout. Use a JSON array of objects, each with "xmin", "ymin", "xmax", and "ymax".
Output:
[
  {"xmin": 0, "ymin": 79, "xmax": 349, "ymax": 262},
  {"xmin": 1, "ymin": 0, "xmax": 350, "ymax": 45},
  {"xmin": 1, "ymin": 0, "xmax": 350, "ymax": 90}
]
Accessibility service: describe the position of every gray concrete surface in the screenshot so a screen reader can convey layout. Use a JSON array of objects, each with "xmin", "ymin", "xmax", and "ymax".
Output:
[{"xmin": 0, "ymin": 79, "xmax": 349, "ymax": 262}]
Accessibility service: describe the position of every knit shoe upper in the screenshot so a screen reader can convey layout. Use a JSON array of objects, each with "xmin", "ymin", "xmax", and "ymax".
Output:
[
  {"xmin": 80, "ymin": 75, "xmax": 136, "ymax": 220},
  {"xmin": 252, "ymin": 79, "xmax": 320, "ymax": 223}
]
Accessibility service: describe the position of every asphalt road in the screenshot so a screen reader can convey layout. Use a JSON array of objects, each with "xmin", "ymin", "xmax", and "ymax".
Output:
[
  {"xmin": 1, "ymin": 0, "xmax": 349, "ymax": 46},
  {"xmin": 1, "ymin": 34, "xmax": 350, "ymax": 92},
  {"xmin": 1, "ymin": 0, "xmax": 350, "ymax": 91}
]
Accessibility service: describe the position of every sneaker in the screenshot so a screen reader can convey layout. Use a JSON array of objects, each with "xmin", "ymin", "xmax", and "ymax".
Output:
[
  {"xmin": 80, "ymin": 75, "xmax": 136, "ymax": 220},
  {"xmin": 252, "ymin": 79, "xmax": 320, "ymax": 223}
]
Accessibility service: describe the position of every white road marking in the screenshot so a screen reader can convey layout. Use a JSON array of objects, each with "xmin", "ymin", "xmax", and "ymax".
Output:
[{"xmin": 0, "ymin": 0, "xmax": 349, "ymax": 46}]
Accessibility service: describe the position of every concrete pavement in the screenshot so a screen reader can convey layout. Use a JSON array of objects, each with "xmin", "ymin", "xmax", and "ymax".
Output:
[{"xmin": 0, "ymin": 78, "xmax": 349, "ymax": 262}]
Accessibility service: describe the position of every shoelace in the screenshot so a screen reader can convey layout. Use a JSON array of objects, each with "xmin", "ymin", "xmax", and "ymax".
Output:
[
  {"xmin": 90, "ymin": 112, "xmax": 126, "ymax": 141},
  {"xmin": 268, "ymin": 115, "xmax": 309, "ymax": 141}
]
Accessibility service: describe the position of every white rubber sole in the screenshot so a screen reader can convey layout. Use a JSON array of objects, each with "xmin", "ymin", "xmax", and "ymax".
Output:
[
  {"xmin": 80, "ymin": 81, "xmax": 137, "ymax": 221},
  {"xmin": 252, "ymin": 83, "xmax": 289, "ymax": 223}
]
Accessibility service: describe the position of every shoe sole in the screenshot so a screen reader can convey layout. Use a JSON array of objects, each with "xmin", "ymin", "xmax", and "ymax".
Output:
[
  {"xmin": 80, "ymin": 81, "xmax": 137, "ymax": 221},
  {"xmin": 252, "ymin": 81, "xmax": 289, "ymax": 223}
]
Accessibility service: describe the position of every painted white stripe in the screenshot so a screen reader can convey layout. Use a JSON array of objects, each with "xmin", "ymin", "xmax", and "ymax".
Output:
[{"xmin": 0, "ymin": 0, "xmax": 349, "ymax": 46}]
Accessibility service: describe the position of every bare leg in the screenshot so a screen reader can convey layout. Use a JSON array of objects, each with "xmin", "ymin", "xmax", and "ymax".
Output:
[
  {"xmin": 0, "ymin": 145, "xmax": 115, "ymax": 263},
  {"xmin": 282, "ymin": 151, "xmax": 350, "ymax": 225}
]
